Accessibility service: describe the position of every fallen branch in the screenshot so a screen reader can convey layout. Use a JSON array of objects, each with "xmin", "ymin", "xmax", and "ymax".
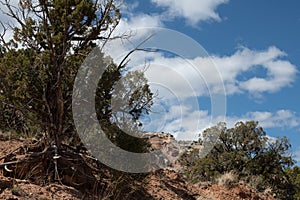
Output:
[
  {"xmin": 0, "ymin": 160, "xmax": 23, "ymax": 167},
  {"xmin": 0, "ymin": 146, "xmax": 21, "ymax": 161}
]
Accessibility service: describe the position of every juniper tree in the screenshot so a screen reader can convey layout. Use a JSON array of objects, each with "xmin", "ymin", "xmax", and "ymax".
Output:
[
  {"xmin": 180, "ymin": 121, "xmax": 295, "ymax": 199},
  {"xmin": 0, "ymin": 1, "xmax": 155, "ymax": 196},
  {"xmin": 0, "ymin": 0, "xmax": 153, "ymax": 148}
]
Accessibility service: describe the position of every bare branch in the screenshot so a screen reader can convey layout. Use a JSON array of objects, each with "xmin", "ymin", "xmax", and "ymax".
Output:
[
  {"xmin": 0, "ymin": 0, "xmax": 25, "ymax": 27},
  {"xmin": 117, "ymin": 34, "xmax": 157, "ymax": 70}
]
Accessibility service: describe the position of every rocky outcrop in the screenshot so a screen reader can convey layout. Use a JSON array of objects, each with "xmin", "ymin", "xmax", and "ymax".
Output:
[{"xmin": 143, "ymin": 132, "xmax": 202, "ymax": 170}]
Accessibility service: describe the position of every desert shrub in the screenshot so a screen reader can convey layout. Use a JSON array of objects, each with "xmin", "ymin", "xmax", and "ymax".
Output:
[
  {"xmin": 180, "ymin": 121, "xmax": 295, "ymax": 199},
  {"xmin": 216, "ymin": 171, "xmax": 238, "ymax": 188},
  {"xmin": 285, "ymin": 166, "xmax": 300, "ymax": 199}
]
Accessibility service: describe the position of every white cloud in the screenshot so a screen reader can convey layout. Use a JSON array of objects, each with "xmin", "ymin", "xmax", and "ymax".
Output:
[
  {"xmin": 115, "ymin": 14, "xmax": 163, "ymax": 35},
  {"xmin": 144, "ymin": 56, "xmax": 211, "ymax": 98},
  {"xmin": 294, "ymin": 147, "xmax": 300, "ymax": 163},
  {"xmin": 148, "ymin": 108, "xmax": 300, "ymax": 140},
  {"xmin": 105, "ymin": 36, "xmax": 297, "ymax": 102},
  {"xmin": 246, "ymin": 110, "xmax": 300, "ymax": 128},
  {"xmin": 210, "ymin": 46, "xmax": 298, "ymax": 94},
  {"xmin": 142, "ymin": 103, "xmax": 215, "ymax": 140},
  {"xmin": 142, "ymin": 46, "xmax": 298, "ymax": 96},
  {"xmin": 106, "ymin": 14, "xmax": 163, "ymax": 59},
  {"xmin": 110, "ymin": 3, "xmax": 297, "ymax": 98},
  {"xmin": 220, "ymin": 110, "xmax": 299, "ymax": 129},
  {"xmin": 151, "ymin": 0, "xmax": 229, "ymax": 25}
]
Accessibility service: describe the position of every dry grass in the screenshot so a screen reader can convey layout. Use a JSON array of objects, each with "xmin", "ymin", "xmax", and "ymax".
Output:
[
  {"xmin": 216, "ymin": 171, "xmax": 238, "ymax": 188},
  {"xmin": 264, "ymin": 187, "xmax": 273, "ymax": 195}
]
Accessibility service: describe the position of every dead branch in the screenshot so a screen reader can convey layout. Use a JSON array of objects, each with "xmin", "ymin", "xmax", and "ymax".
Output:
[{"xmin": 0, "ymin": 146, "xmax": 21, "ymax": 161}]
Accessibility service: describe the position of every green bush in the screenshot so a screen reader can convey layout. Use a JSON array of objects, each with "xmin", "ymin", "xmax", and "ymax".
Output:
[
  {"xmin": 285, "ymin": 166, "xmax": 300, "ymax": 199},
  {"xmin": 180, "ymin": 121, "xmax": 295, "ymax": 199}
]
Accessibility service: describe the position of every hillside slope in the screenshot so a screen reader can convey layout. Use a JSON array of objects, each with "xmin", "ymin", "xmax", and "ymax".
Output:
[{"xmin": 0, "ymin": 135, "xmax": 275, "ymax": 199}]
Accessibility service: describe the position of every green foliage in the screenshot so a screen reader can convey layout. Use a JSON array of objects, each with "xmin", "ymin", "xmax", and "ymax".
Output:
[
  {"xmin": 0, "ymin": 0, "xmax": 152, "ymax": 149},
  {"xmin": 286, "ymin": 166, "xmax": 300, "ymax": 199},
  {"xmin": 180, "ymin": 121, "xmax": 295, "ymax": 199},
  {"xmin": 93, "ymin": 60, "xmax": 153, "ymax": 153},
  {"xmin": 0, "ymin": 0, "xmax": 121, "ymax": 142}
]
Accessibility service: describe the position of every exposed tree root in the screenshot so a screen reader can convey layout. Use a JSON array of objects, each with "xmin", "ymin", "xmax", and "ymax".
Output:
[
  {"xmin": 0, "ymin": 137, "xmax": 154, "ymax": 199},
  {"xmin": 0, "ymin": 139, "xmax": 111, "ymax": 198}
]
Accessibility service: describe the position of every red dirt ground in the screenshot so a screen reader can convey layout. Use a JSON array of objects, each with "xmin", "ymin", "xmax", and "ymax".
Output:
[{"xmin": 0, "ymin": 137, "xmax": 275, "ymax": 200}]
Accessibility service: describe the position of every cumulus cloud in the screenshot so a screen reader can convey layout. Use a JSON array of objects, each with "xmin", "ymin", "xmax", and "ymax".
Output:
[
  {"xmin": 143, "ymin": 106, "xmax": 300, "ymax": 140},
  {"xmin": 106, "ymin": 14, "xmax": 163, "ymax": 59},
  {"xmin": 142, "ymin": 103, "xmax": 216, "ymax": 140},
  {"xmin": 151, "ymin": 0, "xmax": 229, "ymax": 25},
  {"xmin": 144, "ymin": 56, "xmax": 212, "ymax": 98},
  {"xmin": 109, "ymin": 3, "xmax": 297, "ymax": 98},
  {"xmin": 142, "ymin": 46, "xmax": 298, "ymax": 96},
  {"xmin": 294, "ymin": 148, "xmax": 300, "ymax": 163},
  {"xmin": 105, "ymin": 30, "xmax": 297, "ymax": 101},
  {"xmin": 115, "ymin": 13, "xmax": 163, "ymax": 35},
  {"xmin": 248, "ymin": 110, "xmax": 300, "ymax": 128},
  {"xmin": 206, "ymin": 46, "xmax": 298, "ymax": 95},
  {"xmin": 225, "ymin": 110, "xmax": 300, "ymax": 129}
]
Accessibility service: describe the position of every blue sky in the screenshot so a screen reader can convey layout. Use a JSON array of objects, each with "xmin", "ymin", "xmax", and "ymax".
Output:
[{"xmin": 110, "ymin": 0, "xmax": 300, "ymax": 163}]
